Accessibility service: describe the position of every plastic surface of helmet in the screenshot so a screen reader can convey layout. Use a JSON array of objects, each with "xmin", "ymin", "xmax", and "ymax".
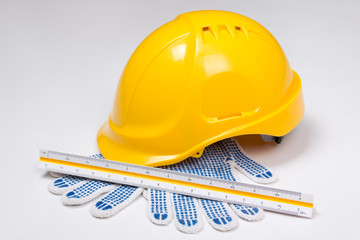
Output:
[{"xmin": 97, "ymin": 10, "xmax": 304, "ymax": 166}]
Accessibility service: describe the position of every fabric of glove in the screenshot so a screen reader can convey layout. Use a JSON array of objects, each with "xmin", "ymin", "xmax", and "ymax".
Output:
[{"xmin": 48, "ymin": 138, "xmax": 277, "ymax": 233}]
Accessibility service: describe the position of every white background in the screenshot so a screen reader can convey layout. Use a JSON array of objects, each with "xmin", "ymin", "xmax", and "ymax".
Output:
[{"xmin": 1, "ymin": 0, "xmax": 359, "ymax": 239}]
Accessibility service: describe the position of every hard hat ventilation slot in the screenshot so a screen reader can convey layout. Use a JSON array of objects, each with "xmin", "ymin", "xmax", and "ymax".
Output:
[
  {"xmin": 218, "ymin": 25, "xmax": 231, "ymax": 38},
  {"xmin": 235, "ymin": 26, "xmax": 243, "ymax": 37},
  {"xmin": 202, "ymin": 26, "xmax": 216, "ymax": 41}
]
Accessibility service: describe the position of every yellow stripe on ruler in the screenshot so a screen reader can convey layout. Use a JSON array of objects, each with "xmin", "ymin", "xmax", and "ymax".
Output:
[{"xmin": 40, "ymin": 157, "xmax": 313, "ymax": 209}]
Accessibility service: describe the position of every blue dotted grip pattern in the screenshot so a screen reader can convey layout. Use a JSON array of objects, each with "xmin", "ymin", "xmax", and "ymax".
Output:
[
  {"xmin": 148, "ymin": 189, "xmax": 169, "ymax": 221},
  {"xmin": 222, "ymin": 138, "xmax": 275, "ymax": 181},
  {"xmin": 95, "ymin": 185, "xmax": 139, "ymax": 211}
]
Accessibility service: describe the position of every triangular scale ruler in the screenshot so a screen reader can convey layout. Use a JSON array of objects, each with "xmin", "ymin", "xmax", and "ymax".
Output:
[{"xmin": 38, "ymin": 149, "xmax": 314, "ymax": 218}]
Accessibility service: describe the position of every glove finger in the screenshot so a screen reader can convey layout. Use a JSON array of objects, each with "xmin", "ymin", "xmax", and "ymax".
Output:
[
  {"xmin": 143, "ymin": 189, "xmax": 172, "ymax": 225},
  {"xmin": 48, "ymin": 175, "xmax": 87, "ymax": 195},
  {"xmin": 199, "ymin": 199, "xmax": 238, "ymax": 231},
  {"xmin": 233, "ymin": 155, "xmax": 277, "ymax": 183},
  {"xmin": 223, "ymin": 138, "xmax": 277, "ymax": 183},
  {"xmin": 62, "ymin": 180, "xmax": 117, "ymax": 205},
  {"xmin": 171, "ymin": 193, "xmax": 203, "ymax": 234},
  {"xmin": 230, "ymin": 204, "xmax": 264, "ymax": 221},
  {"xmin": 91, "ymin": 185, "xmax": 143, "ymax": 218}
]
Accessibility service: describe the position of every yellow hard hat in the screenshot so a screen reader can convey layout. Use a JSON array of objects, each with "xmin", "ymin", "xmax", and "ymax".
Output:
[{"xmin": 97, "ymin": 10, "xmax": 304, "ymax": 167}]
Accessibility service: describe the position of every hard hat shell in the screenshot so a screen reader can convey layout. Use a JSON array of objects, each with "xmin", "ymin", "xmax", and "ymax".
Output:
[{"xmin": 97, "ymin": 10, "xmax": 304, "ymax": 166}]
